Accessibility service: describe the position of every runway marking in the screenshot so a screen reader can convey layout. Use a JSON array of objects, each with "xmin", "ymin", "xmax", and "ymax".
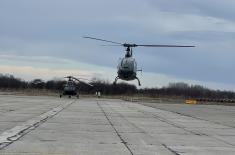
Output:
[{"xmin": 0, "ymin": 100, "xmax": 76, "ymax": 149}]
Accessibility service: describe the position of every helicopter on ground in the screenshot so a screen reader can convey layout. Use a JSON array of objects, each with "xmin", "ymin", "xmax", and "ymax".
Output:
[
  {"xmin": 83, "ymin": 36, "xmax": 195, "ymax": 86},
  {"xmin": 60, "ymin": 76, "xmax": 93, "ymax": 98}
]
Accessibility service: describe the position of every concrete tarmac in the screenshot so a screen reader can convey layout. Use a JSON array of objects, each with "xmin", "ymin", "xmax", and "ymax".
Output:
[{"xmin": 0, "ymin": 95, "xmax": 235, "ymax": 155}]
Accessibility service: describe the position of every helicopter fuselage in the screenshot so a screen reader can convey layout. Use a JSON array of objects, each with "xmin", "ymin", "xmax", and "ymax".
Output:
[
  {"xmin": 114, "ymin": 48, "xmax": 140, "ymax": 86},
  {"xmin": 60, "ymin": 80, "xmax": 78, "ymax": 98},
  {"xmin": 117, "ymin": 57, "xmax": 137, "ymax": 81},
  {"xmin": 113, "ymin": 48, "xmax": 141, "ymax": 86},
  {"xmin": 63, "ymin": 84, "xmax": 77, "ymax": 95},
  {"xmin": 60, "ymin": 76, "xmax": 93, "ymax": 98}
]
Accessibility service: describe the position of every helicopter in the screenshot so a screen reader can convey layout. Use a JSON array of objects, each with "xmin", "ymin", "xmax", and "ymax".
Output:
[
  {"xmin": 83, "ymin": 36, "xmax": 195, "ymax": 86},
  {"xmin": 60, "ymin": 76, "xmax": 93, "ymax": 98}
]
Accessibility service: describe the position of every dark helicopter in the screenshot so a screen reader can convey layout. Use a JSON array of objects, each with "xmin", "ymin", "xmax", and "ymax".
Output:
[
  {"xmin": 60, "ymin": 76, "xmax": 93, "ymax": 98},
  {"xmin": 83, "ymin": 36, "xmax": 195, "ymax": 86}
]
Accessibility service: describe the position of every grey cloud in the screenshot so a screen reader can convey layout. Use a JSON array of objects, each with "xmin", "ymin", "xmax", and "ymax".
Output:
[
  {"xmin": 147, "ymin": 0, "xmax": 235, "ymax": 22},
  {"xmin": 0, "ymin": 0, "xmax": 235, "ymax": 88}
]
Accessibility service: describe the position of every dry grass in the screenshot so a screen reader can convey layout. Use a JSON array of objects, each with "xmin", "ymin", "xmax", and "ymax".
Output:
[
  {"xmin": 87, "ymin": 95, "xmax": 185, "ymax": 104},
  {"xmin": 1, "ymin": 90, "xmax": 233, "ymax": 106}
]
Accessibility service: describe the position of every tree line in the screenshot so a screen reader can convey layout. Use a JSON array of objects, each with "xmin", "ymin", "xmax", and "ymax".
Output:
[
  {"xmin": 0, "ymin": 74, "xmax": 235, "ymax": 99},
  {"xmin": 139, "ymin": 82, "xmax": 235, "ymax": 99}
]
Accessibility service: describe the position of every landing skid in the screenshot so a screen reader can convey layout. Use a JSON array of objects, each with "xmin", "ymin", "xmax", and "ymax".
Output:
[
  {"xmin": 135, "ymin": 77, "xmax": 141, "ymax": 86},
  {"xmin": 59, "ymin": 94, "xmax": 79, "ymax": 99},
  {"xmin": 113, "ymin": 76, "xmax": 141, "ymax": 86},
  {"xmin": 113, "ymin": 76, "xmax": 119, "ymax": 85}
]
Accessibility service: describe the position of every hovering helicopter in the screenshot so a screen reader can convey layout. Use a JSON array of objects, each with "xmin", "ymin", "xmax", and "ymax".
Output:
[
  {"xmin": 60, "ymin": 76, "xmax": 93, "ymax": 98},
  {"xmin": 83, "ymin": 36, "xmax": 195, "ymax": 86}
]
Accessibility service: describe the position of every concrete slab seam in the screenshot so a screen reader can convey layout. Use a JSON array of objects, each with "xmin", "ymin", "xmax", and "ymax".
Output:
[
  {"xmin": 128, "ymin": 103, "xmax": 235, "ymax": 147},
  {"xmin": 0, "ymin": 100, "xmax": 76, "ymax": 150},
  {"xmin": 96, "ymin": 101, "xmax": 134, "ymax": 155}
]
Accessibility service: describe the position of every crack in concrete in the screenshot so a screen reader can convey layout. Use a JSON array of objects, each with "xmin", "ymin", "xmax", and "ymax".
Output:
[{"xmin": 162, "ymin": 144, "xmax": 181, "ymax": 155}]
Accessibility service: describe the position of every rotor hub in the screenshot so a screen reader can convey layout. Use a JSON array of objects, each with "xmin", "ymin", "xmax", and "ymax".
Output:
[
  {"xmin": 125, "ymin": 47, "xmax": 133, "ymax": 57},
  {"xmin": 123, "ymin": 43, "xmax": 137, "ymax": 48}
]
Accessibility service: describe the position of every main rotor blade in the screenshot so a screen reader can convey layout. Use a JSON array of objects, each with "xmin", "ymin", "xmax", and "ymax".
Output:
[
  {"xmin": 101, "ymin": 45, "xmax": 122, "ymax": 46},
  {"xmin": 65, "ymin": 76, "xmax": 89, "ymax": 81},
  {"xmin": 72, "ymin": 77, "xmax": 93, "ymax": 87},
  {"xmin": 64, "ymin": 76, "xmax": 72, "ymax": 79},
  {"xmin": 83, "ymin": 36, "xmax": 122, "ymax": 45},
  {"xmin": 80, "ymin": 81, "xmax": 94, "ymax": 87},
  {"xmin": 83, "ymin": 36, "xmax": 195, "ymax": 48},
  {"xmin": 136, "ymin": 44, "xmax": 195, "ymax": 47}
]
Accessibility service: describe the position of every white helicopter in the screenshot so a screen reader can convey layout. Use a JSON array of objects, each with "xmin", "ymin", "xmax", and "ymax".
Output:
[{"xmin": 83, "ymin": 36, "xmax": 195, "ymax": 86}]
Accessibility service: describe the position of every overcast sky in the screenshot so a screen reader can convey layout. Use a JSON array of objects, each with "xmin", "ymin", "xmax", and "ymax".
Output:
[{"xmin": 0, "ymin": 0, "xmax": 235, "ymax": 90}]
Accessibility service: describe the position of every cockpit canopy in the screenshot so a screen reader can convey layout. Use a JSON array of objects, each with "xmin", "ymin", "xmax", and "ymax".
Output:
[
  {"xmin": 64, "ymin": 81, "xmax": 76, "ymax": 91},
  {"xmin": 118, "ymin": 57, "xmax": 137, "ymax": 72}
]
